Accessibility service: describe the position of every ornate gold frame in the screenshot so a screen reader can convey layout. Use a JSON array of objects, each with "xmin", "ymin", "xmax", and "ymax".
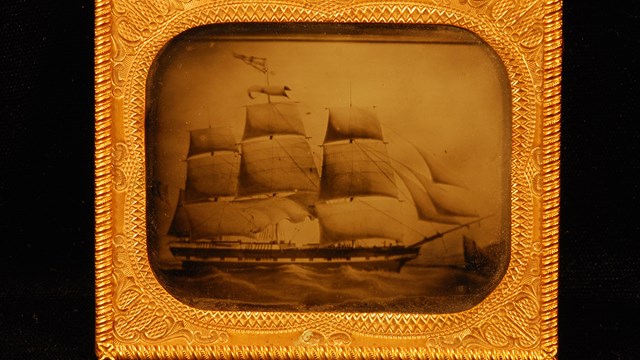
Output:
[{"xmin": 94, "ymin": 0, "xmax": 561, "ymax": 358}]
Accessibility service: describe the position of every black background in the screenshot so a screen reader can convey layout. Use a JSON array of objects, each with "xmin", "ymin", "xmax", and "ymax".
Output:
[{"xmin": 0, "ymin": 1, "xmax": 638, "ymax": 359}]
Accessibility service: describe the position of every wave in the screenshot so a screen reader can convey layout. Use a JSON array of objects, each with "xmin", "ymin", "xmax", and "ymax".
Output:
[{"xmin": 158, "ymin": 264, "xmax": 495, "ymax": 312}]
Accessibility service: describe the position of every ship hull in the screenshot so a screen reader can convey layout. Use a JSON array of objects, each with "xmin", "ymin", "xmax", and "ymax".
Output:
[{"xmin": 170, "ymin": 242, "xmax": 420, "ymax": 272}]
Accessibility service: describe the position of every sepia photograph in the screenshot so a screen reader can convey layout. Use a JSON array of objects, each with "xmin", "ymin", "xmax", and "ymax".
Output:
[{"xmin": 145, "ymin": 23, "xmax": 512, "ymax": 313}]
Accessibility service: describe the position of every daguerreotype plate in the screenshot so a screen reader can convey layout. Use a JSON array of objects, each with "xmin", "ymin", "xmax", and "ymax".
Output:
[{"xmin": 95, "ymin": 0, "xmax": 560, "ymax": 358}]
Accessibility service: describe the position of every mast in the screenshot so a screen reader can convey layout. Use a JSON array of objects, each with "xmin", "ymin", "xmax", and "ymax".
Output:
[
  {"xmin": 177, "ymin": 126, "xmax": 268, "ymax": 241},
  {"xmin": 236, "ymin": 85, "xmax": 320, "ymax": 240},
  {"xmin": 316, "ymin": 106, "xmax": 404, "ymax": 246}
]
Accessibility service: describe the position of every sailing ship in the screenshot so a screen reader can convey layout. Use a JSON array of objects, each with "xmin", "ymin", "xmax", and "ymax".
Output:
[{"xmin": 167, "ymin": 58, "xmax": 487, "ymax": 272}]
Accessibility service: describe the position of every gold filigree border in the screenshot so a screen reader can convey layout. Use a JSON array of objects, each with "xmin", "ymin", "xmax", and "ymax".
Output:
[
  {"xmin": 119, "ymin": 0, "xmax": 535, "ymax": 337},
  {"xmin": 95, "ymin": 0, "xmax": 560, "ymax": 358},
  {"xmin": 539, "ymin": 0, "xmax": 561, "ymax": 356},
  {"xmin": 95, "ymin": 0, "xmax": 115, "ymax": 354}
]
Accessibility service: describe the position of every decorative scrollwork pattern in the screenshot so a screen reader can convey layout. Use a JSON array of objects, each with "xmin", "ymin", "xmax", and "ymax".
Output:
[
  {"xmin": 296, "ymin": 330, "xmax": 352, "ymax": 346},
  {"xmin": 94, "ymin": 0, "xmax": 560, "ymax": 358},
  {"xmin": 526, "ymin": 146, "xmax": 544, "ymax": 197},
  {"xmin": 112, "ymin": 239, "xmax": 229, "ymax": 345}
]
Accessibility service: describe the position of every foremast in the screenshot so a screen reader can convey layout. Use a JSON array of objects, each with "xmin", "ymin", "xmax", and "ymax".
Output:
[
  {"xmin": 169, "ymin": 126, "xmax": 253, "ymax": 241},
  {"xmin": 235, "ymin": 86, "xmax": 320, "ymax": 244}
]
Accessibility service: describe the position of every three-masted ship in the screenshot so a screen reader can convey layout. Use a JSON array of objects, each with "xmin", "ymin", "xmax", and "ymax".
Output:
[{"xmin": 168, "ymin": 81, "xmax": 483, "ymax": 272}]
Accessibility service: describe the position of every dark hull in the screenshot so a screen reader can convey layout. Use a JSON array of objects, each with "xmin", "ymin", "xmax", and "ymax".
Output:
[{"xmin": 170, "ymin": 242, "xmax": 420, "ymax": 272}]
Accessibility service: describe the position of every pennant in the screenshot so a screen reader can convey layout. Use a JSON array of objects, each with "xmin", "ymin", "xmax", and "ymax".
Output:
[{"xmin": 233, "ymin": 52, "xmax": 268, "ymax": 73}]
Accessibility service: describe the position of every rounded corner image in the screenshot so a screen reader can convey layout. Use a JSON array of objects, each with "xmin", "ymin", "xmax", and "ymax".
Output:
[{"xmin": 145, "ymin": 23, "xmax": 511, "ymax": 313}]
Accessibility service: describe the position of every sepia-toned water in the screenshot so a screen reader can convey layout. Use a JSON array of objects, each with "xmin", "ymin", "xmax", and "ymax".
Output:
[{"xmin": 156, "ymin": 264, "xmax": 497, "ymax": 313}]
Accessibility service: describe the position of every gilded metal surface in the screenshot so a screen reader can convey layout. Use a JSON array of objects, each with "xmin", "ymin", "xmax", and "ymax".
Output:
[{"xmin": 94, "ymin": 0, "xmax": 561, "ymax": 358}]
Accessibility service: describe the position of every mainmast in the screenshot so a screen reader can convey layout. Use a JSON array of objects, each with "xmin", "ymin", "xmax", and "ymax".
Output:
[{"xmin": 233, "ymin": 53, "xmax": 320, "ymax": 242}]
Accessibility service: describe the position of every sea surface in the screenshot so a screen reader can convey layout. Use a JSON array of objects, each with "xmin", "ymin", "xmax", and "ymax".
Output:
[{"xmin": 156, "ymin": 264, "xmax": 497, "ymax": 313}]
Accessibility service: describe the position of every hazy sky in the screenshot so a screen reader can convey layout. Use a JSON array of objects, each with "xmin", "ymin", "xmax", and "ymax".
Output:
[{"xmin": 148, "ymin": 28, "xmax": 511, "ymax": 263}]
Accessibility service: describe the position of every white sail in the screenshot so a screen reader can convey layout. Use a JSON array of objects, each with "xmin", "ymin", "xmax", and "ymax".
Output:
[
  {"xmin": 316, "ymin": 197, "xmax": 404, "ymax": 245},
  {"xmin": 319, "ymin": 141, "xmax": 397, "ymax": 200},
  {"xmin": 423, "ymin": 182, "xmax": 479, "ymax": 217},
  {"xmin": 185, "ymin": 152, "xmax": 240, "ymax": 202},
  {"xmin": 234, "ymin": 196, "xmax": 312, "ymax": 224},
  {"xmin": 415, "ymin": 147, "xmax": 468, "ymax": 188},
  {"xmin": 184, "ymin": 202, "xmax": 263, "ymax": 239},
  {"xmin": 238, "ymin": 136, "xmax": 319, "ymax": 197},
  {"xmin": 403, "ymin": 165, "xmax": 478, "ymax": 218},
  {"xmin": 243, "ymin": 103, "xmax": 306, "ymax": 141},
  {"xmin": 187, "ymin": 127, "xmax": 237, "ymax": 158},
  {"xmin": 317, "ymin": 106, "xmax": 403, "ymax": 244},
  {"xmin": 324, "ymin": 107, "xmax": 384, "ymax": 143},
  {"xmin": 392, "ymin": 164, "xmax": 460, "ymax": 225},
  {"xmin": 184, "ymin": 196, "xmax": 312, "ymax": 240}
]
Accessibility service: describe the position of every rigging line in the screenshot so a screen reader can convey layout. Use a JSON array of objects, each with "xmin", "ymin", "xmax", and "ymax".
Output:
[
  {"xmin": 354, "ymin": 197, "xmax": 433, "ymax": 239},
  {"xmin": 381, "ymin": 125, "xmax": 436, "ymax": 172},
  {"xmin": 380, "ymin": 125, "xmax": 422, "ymax": 152},
  {"xmin": 358, "ymin": 141, "xmax": 419, "ymax": 202},
  {"xmin": 353, "ymin": 140, "xmax": 406, "ymax": 198},
  {"xmin": 271, "ymin": 101, "xmax": 305, "ymax": 137},
  {"xmin": 362, "ymin": 144, "xmax": 463, "ymax": 234},
  {"xmin": 381, "ymin": 125, "xmax": 471, "ymax": 191},
  {"xmin": 273, "ymin": 137, "xmax": 320, "ymax": 189}
]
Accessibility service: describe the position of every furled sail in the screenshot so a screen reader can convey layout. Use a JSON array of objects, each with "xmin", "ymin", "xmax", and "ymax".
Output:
[
  {"xmin": 184, "ymin": 196, "xmax": 311, "ymax": 240},
  {"xmin": 184, "ymin": 202, "xmax": 262, "ymax": 239},
  {"xmin": 234, "ymin": 196, "xmax": 311, "ymax": 224},
  {"xmin": 324, "ymin": 107, "xmax": 384, "ymax": 143},
  {"xmin": 285, "ymin": 190, "xmax": 319, "ymax": 214},
  {"xmin": 319, "ymin": 141, "xmax": 397, "ymax": 200},
  {"xmin": 238, "ymin": 137, "xmax": 319, "ymax": 197},
  {"xmin": 243, "ymin": 103, "xmax": 306, "ymax": 141},
  {"xmin": 187, "ymin": 127, "xmax": 237, "ymax": 158},
  {"xmin": 316, "ymin": 197, "xmax": 404, "ymax": 244},
  {"xmin": 247, "ymin": 85, "xmax": 291, "ymax": 99},
  {"xmin": 185, "ymin": 152, "xmax": 240, "ymax": 202}
]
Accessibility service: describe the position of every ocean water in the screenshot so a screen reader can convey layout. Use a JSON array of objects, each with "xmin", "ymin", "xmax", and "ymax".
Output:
[{"xmin": 156, "ymin": 264, "xmax": 497, "ymax": 313}]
